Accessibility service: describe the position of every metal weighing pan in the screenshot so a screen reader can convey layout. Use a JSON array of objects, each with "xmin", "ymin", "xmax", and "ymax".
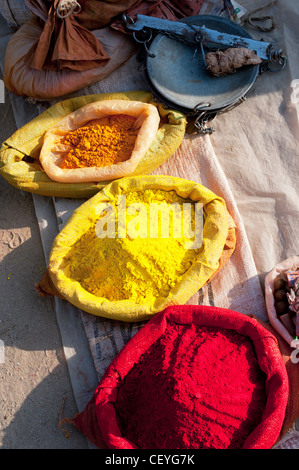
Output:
[{"xmin": 144, "ymin": 15, "xmax": 260, "ymax": 129}]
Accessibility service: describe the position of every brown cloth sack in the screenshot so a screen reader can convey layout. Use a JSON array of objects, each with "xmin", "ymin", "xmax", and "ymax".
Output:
[
  {"xmin": 4, "ymin": 19, "xmax": 136, "ymax": 99},
  {"xmin": 60, "ymin": 0, "xmax": 140, "ymax": 30},
  {"xmin": 111, "ymin": 0, "xmax": 206, "ymax": 32},
  {"xmin": 27, "ymin": 0, "xmax": 111, "ymax": 71},
  {"xmin": 24, "ymin": 0, "xmax": 206, "ymax": 71},
  {"xmin": 25, "ymin": 0, "xmax": 138, "ymax": 26},
  {"xmin": 46, "ymin": 0, "xmax": 205, "ymax": 31}
]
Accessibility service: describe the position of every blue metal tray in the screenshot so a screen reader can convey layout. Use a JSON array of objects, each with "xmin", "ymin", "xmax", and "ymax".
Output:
[{"xmin": 145, "ymin": 15, "xmax": 260, "ymax": 114}]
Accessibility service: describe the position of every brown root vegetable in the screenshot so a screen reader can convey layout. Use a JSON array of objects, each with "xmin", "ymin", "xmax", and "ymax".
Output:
[
  {"xmin": 274, "ymin": 277, "xmax": 286, "ymax": 291},
  {"xmin": 274, "ymin": 288, "xmax": 287, "ymax": 302},
  {"xmin": 279, "ymin": 313, "xmax": 296, "ymax": 336},
  {"xmin": 205, "ymin": 47, "xmax": 262, "ymax": 76},
  {"xmin": 275, "ymin": 300, "xmax": 289, "ymax": 317}
]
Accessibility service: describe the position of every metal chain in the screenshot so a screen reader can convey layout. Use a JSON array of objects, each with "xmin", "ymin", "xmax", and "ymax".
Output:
[
  {"xmin": 259, "ymin": 47, "xmax": 287, "ymax": 74},
  {"xmin": 194, "ymin": 120, "xmax": 215, "ymax": 135}
]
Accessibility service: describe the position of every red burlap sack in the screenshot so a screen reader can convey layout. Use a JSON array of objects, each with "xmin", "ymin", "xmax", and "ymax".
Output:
[{"xmin": 72, "ymin": 305, "xmax": 294, "ymax": 449}]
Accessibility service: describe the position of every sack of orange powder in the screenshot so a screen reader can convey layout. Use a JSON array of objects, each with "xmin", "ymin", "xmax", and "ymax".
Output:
[
  {"xmin": 39, "ymin": 99, "xmax": 160, "ymax": 183},
  {"xmin": 0, "ymin": 91, "xmax": 186, "ymax": 198}
]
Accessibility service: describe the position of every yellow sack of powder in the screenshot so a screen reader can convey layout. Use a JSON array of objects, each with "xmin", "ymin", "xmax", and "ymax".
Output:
[
  {"xmin": 0, "ymin": 91, "xmax": 186, "ymax": 198},
  {"xmin": 38, "ymin": 175, "xmax": 236, "ymax": 322}
]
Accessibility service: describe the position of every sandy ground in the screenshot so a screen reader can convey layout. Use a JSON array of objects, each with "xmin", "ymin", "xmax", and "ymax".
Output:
[{"xmin": 0, "ymin": 76, "xmax": 89, "ymax": 449}]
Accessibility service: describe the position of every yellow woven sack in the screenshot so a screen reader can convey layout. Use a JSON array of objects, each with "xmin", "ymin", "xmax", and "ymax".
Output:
[
  {"xmin": 0, "ymin": 91, "xmax": 186, "ymax": 198},
  {"xmin": 44, "ymin": 175, "xmax": 235, "ymax": 322}
]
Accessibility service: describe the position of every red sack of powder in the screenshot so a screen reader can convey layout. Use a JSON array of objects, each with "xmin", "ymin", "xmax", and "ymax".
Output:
[{"xmin": 73, "ymin": 306, "xmax": 291, "ymax": 449}]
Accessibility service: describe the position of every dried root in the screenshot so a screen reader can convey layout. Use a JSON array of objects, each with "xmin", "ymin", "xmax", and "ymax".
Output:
[{"xmin": 205, "ymin": 47, "xmax": 262, "ymax": 76}]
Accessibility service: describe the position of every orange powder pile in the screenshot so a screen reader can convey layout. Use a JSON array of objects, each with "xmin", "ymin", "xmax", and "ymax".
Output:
[{"xmin": 60, "ymin": 114, "xmax": 138, "ymax": 169}]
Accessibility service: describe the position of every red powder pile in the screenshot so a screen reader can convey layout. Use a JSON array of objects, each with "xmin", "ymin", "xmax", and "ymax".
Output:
[{"xmin": 115, "ymin": 322, "xmax": 267, "ymax": 449}]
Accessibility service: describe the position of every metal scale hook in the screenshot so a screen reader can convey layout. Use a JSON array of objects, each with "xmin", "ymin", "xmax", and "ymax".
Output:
[{"xmin": 122, "ymin": 14, "xmax": 156, "ymax": 58}]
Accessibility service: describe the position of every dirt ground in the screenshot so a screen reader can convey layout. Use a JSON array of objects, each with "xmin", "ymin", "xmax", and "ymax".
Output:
[{"xmin": 0, "ymin": 79, "xmax": 89, "ymax": 449}]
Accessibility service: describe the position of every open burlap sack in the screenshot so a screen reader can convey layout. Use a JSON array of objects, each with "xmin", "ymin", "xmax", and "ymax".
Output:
[
  {"xmin": 265, "ymin": 256, "xmax": 299, "ymax": 348},
  {"xmin": 71, "ymin": 306, "xmax": 294, "ymax": 449},
  {"xmin": 39, "ymin": 100, "xmax": 160, "ymax": 183},
  {"xmin": 0, "ymin": 91, "xmax": 186, "ymax": 197},
  {"xmin": 36, "ymin": 175, "xmax": 236, "ymax": 322}
]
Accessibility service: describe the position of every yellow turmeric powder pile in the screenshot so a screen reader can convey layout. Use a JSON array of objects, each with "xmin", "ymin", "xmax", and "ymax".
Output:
[
  {"xmin": 65, "ymin": 189, "xmax": 202, "ymax": 305},
  {"xmin": 60, "ymin": 114, "xmax": 138, "ymax": 169}
]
